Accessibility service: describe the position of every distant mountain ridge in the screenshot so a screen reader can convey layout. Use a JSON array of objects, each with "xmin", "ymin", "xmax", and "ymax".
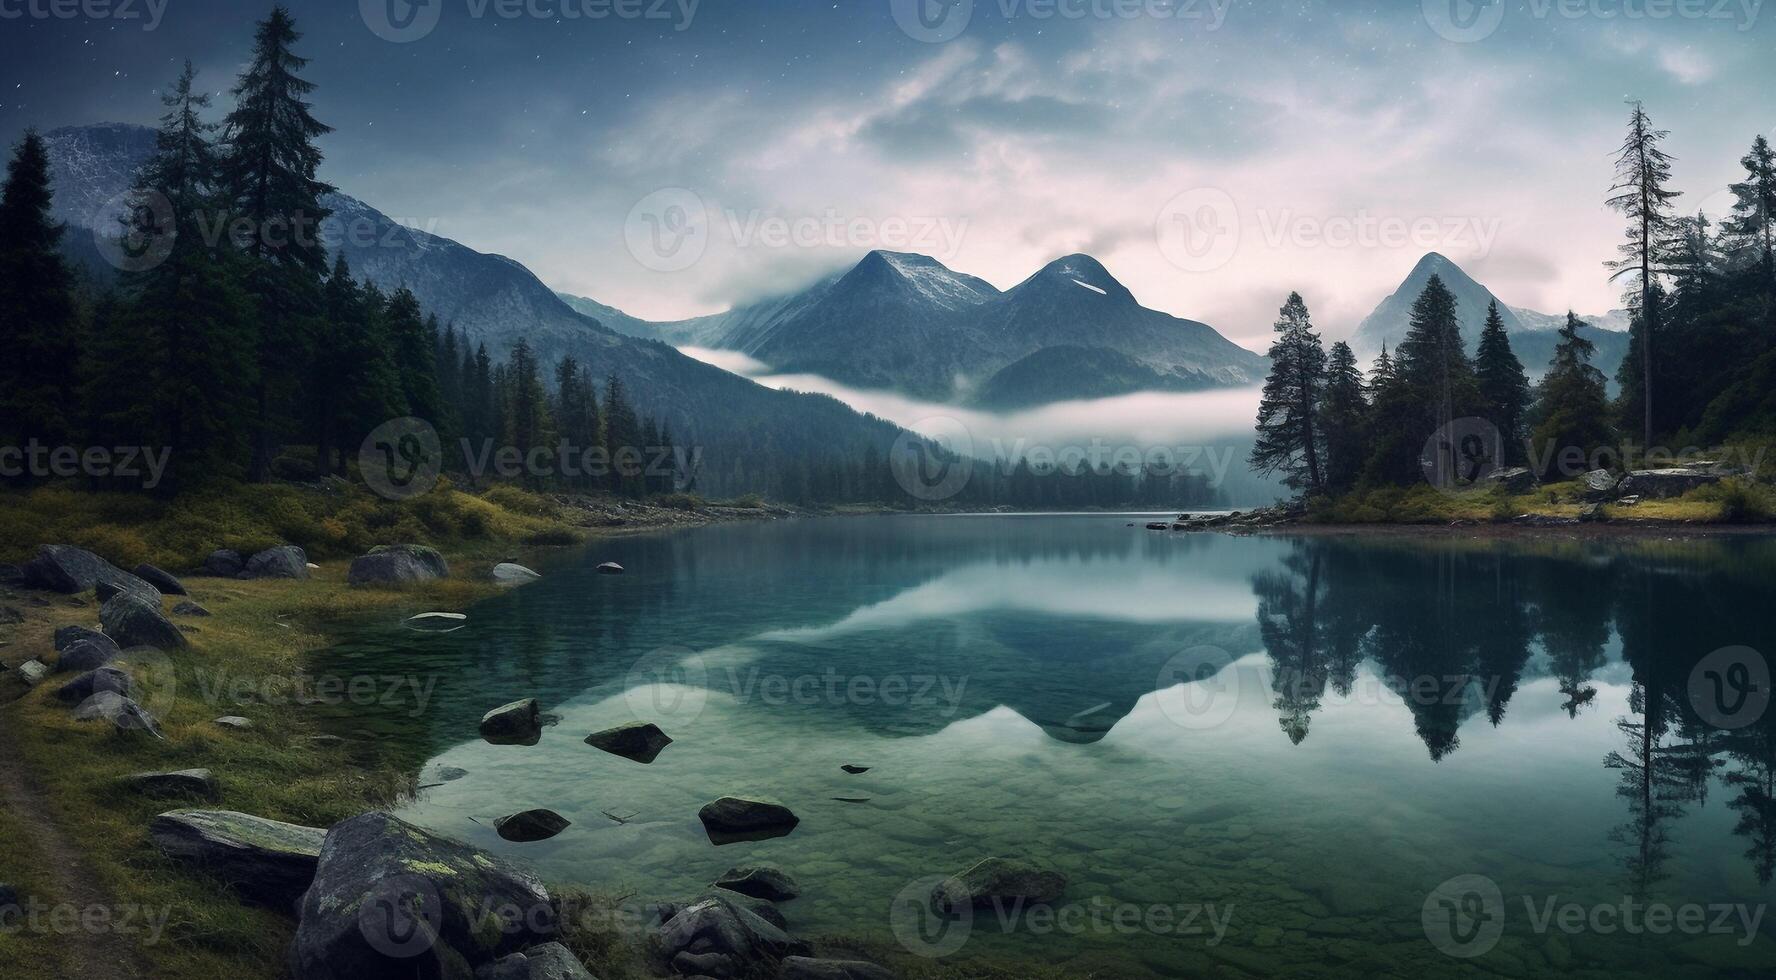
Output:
[
  {"xmin": 40, "ymin": 123, "xmax": 916, "ymax": 496},
  {"xmin": 562, "ymin": 250, "xmax": 1270, "ymax": 409},
  {"xmin": 1352, "ymin": 252, "xmax": 1632, "ymax": 386}
]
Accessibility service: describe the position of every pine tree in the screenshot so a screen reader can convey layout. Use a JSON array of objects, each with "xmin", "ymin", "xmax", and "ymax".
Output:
[
  {"xmin": 1607, "ymin": 101, "xmax": 1681, "ymax": 450},
  {"xmin": 502, "ymin": 339, "xmax": 552, "ymax": 487},
  {"xmin": 385, "ymin": 288, "xmax": 445, "ymax": 427},
  {"xmin": 1396, "ymin": 274, "xmax": 1478, "ymax": 437},
  {"xmin": 603, "ymin": 374, "xmax": 645, "ymax": 497},
  {"xmin": 1529, "ymin": 314, "xmax": 1615, "ymax": 481},
  {"xmin": 1725, "ymin": 135, "xmax": 1775, "ymax": 285},
  {"xmin": 222, "ymin": 5, "xmax": 334, "ymax": 480},
  {"xmin": 1317, "ymin": 341, "xmax": 1368, "ymax": 494},
  {"xmin": 0, "ymin": 130, "xmax": 81, "ymax": 451},
  {"xmin": 1250, "ymin": 292, "xmax": 1328, "ymax": 494},
  {"xmin": 1474, "ymin": 300, "xmax": 1532, "ymax": 468}
]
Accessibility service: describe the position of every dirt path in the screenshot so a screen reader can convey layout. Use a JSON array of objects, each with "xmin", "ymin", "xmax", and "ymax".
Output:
[{"xmin": 0, "ymin": 695, "xmax": 144, "ymax": 980}]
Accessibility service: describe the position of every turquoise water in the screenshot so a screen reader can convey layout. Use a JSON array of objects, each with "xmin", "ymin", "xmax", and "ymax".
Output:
[{"xmin": 314, "ymin": 516, "xmax": 1776, "ymax": 978}]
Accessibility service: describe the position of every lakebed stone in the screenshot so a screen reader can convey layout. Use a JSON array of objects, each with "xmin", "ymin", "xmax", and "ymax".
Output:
[
  {"xmin": 781, "ymin": 957, "xmax": 896, "ymax": 980},
  {"xmin": 474, "ymin": 942, "xmax": 595, "ymax": 980},
  {"xmin": 933, "ymin": 857, "xmax": 1067, "ymax": 911},
  {"xmin": 290, "ymin": 811, "xmax": 556, "ymax": 979},
  {"xmin": 493, "ymin": 808, "xmax": 572, "ymax": 843},
  {"xmin": 150, "ymin": 809, "xmax": 324, "ymax": 908},
  {"xmin": 698, "ymin": 797, "xmax": 800, "ymax": 843},
  {"xmin": 712, "ymin": 866, "xmax": 800, "ymax": 902},
  {"xmin": 584, "ymin": 721, "xmax": 672, "ymax": 763},
  {"xmin": 657, "ymin": 893, "xmax": 808, "ymax": 967}
]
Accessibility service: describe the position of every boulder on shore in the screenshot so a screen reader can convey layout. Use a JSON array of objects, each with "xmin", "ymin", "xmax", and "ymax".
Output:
[
  {"xmin": 480, "ymin": 698, "xmax": 542, "ymax": 745},
  {"xmin": 172, "ymin": 601, "xmax": 210, "ymax": 617},
  {"xmin": 16, "ymin": 660, "xmax": 51, "ymax": 687},
  {"xmin": 22, "ymin": 544, "xmax": 127, "ymax": 594},
  {"xmin": 241, "ymin": 546, "xmax": 308, "ymax": 580},
  {"xmin": 781, "ymin": 957, "xmax": 897, "ymax": 980},
  {"xmin": 55, "ymin": 636, "xmax": 121, "ymax": 674},
  {"xmin": 55, "ymin": 665, "xmax": 134, "ymax": 704},
  {"xmin": 200, "ymin": 550, "xmax": 245, "ymax": 578},
  {"xmin": 474, "ymin": 943, "xmax": 595, "ymax": 980},
  {"xmin": 584, "ymin": 721, "xmax": 672, "ymax": 763},
  {"xmin": 1485, "ymin": 467, "xmax": 1539, "ymax": 494},
  {"xmin": 54, "ymin": 625, "xmax": 112, "ymax": 652},
  {"xmin": 712, "ymin": 866, "xmax": 801, "ymax": 902},
  {"xmin": 72, "ymin": 691, "xmax": 162, "ymax": 737},
  {"xmin": 347, "ymin": 545, "xmax": 450, "ymax": 587},
  {"xmin": 132, "ymin": 563, "xmax": 188, "ymax": 596},
  {"xmin": 932, "ymin": 857, "xmax": 1067, "ymax": 912},
  {"xmin": 1617, "ymin": 467, "xmax": 1732, "ymax": 500},
  {"xmin": 124, "ymin": 769, "xmax": 219, "ymax": 800},
  {"xmin": 290, "ymin": 812, "xmax": 557, "ymax": 979},
  {"xmin": 94, "ymin": 574, "xmax": 161, "ymax": 605},
  {"xmin": 100, "ymin": 592, "xmax": 187, "ymax": 650},
  {"xmin": 657, "ymin": 893, "xmax": 809, "ymax": 969},
  {"xmin": 150, "ymin": 809, "xmax": 325, "ymax": 908},
  {"xmin": 1581, "ymin": 469, "xmax": 1621, "ymax": 501},
  {"xmin": 491, "ymin": 562, "xmax": 541, "ymax": 586}
]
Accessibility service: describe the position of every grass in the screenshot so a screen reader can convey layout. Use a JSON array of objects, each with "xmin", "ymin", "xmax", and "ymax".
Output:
[{"xmin": 1305, "ymin": 475, "xmax": 1776, "ymax": 526}]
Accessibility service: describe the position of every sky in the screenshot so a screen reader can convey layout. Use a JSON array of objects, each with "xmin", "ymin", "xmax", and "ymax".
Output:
[{"xmin": 2, "ymin": 0, "xmax": 1773, "ymax": 350}]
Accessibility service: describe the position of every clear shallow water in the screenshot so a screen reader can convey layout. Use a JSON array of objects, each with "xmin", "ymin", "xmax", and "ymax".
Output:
[{"xmin": 314, "ymin": 516, "xmax": 1776, "ymax": 978}]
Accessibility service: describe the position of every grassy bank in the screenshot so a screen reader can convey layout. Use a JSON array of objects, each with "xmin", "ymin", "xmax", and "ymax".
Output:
[{"xmin": 1301, "ymin": 476, "xmax": 1776, "ymax": 526}]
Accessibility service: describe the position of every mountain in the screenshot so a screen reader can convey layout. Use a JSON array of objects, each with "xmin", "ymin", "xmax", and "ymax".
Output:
[
  {"xmin": 40, "ymin": 124, "xmax": 916, "ymax": 497},
  {"xmin": 1352, "ymin": 252, "xmax": 1632, "ymax": 386},
  {"xmin": 564, "ymin": 250, "xmax": 1270, "ymax": 408}
]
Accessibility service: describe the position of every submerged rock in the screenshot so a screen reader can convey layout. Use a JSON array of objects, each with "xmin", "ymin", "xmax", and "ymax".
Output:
[
  {"xmin": 712, "ymin": 866, "xmax": 801, "ymax": 902},
  {"xmin": 348, "ymin": 544, "xmax": 450, "ymax": 586},
  {"xmin": 474, "ymin": 942, "xmax": 595, "ymax": 980},
  {"xmin": 241, "ymin": 546, "xmax": 308, "ymax": 580},
  {"xmin": 491, "ymin": 562, "xmax": 541, "ymax": 586},
  {"xmin": 150, "ymin": 809, "xmax": 324, "ymax": 908},
  {"xmin": 584, "ymin": 721, "xmax": 672, "ymax": 763},
  {"xmin": 480, "ymin": 698, "xmax": 542, "ymax": 745},
  {"xmin": 698, "ymin": 797, "xmax": 800, "ymax": 844},
  {"xmin": 124, "ymin": 769, "xmax": 220, "ymax": 800},
  {"xmin": 493, "ymin": 809, "xmax": 572, "ymax": 843},
  {"xmin": 100, "ymin": 592, "xmax": 186, "ymax": 650},
  {"xmin": 290, "ymin": 812, "xmax": 556, "ymax": 979},
  {"xmin": 73, "ymin": 691, "xmax": 162, "ymax": 737},
  {"xmin": 840, "ymin": 765, "xmax": 871, "ymax": 775},
  {"xmin": 933, "ymin": 857, "xmax": 1067, "ymax": 911},
  {"xmin": 781, "ymin": 957, "xmax": 897, "ymax": 980}
]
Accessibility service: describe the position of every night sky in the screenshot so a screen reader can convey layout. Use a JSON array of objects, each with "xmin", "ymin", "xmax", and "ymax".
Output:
[{"xmin": 2, "ymin": 0, "xmax": 1772, "ymax": 345}]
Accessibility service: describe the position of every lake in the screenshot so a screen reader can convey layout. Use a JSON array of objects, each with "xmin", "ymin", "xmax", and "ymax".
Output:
[{"xmin": 313, "ymin": 515, "xmax": 1776, "ymax": 978}]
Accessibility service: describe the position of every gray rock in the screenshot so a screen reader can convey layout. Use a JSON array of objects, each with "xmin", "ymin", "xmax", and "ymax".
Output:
[
  {"xmin": 1578, "ymin": 502, "xmax": 1607, "ymax": 523},
  {"xmin": 595, "ymin": 562, "xmax": 624, "ymax": 576},
  {"xmin": 16, "ymin": 660, "xmax": 50, "ymax": 687},
  {"xmin": 933, "ymin": 857, "xmax": 1067, "ymax": 911},
  {"xmin": 132, "ymin": 563, "xmax": 188, "ymax": 596},
  {"xmin": 94, "ymin": 573, "xmax": 161, "ymax": 605},
  {"xmin": 200, "ymin": 550, "xmax": 245, "ymax": 578},
  {"xmin": 55, "ymin": 636, "xmax": 120, "ymax": 673},
  {"xmin": 214, "ymin": 716, "xmax": 252, "ymax": 730},
  {"xmin": 124, "ymin": 769, "xmax": 219, "ymax": 800},
  {"xmin": 584, "ymin": 721, "xmax": 672, "ymax": 763},
  {"xmin": 1618, "ymin": 467, "xmax": 1729, "ymax": 500},
  {"xmin": 290, "ymin": 812, "xmax": 556, "ymax": 979},
  {"xmin": 781, "ymin": 957, "xmax": 897, "ymax": 980},
  {"xmin": 100, "ymin": 592, "xmax": 186, "ymax": 650},
  {"xmin": 480, "ymin": 698, "xmax": 542, "ymax": 745},
  {"xmin": 22, "ymin": 544, "xmax": 126, "ymax": 594},
  {"xmin": 1581, "ymin": 468, "xmax": 1621, "ymax": 500},
  {"xmin": 1485, "ymin": 467, "xmax": 1538, "ymax": 494},
  {"xmin": 150, "ymin": 809, "xmax": 325, "ymax": 908},
  {"xmin": 72, "ymin": 691, "xmax": 162, "ymax": 737},
  {"xmin": 657, "ymin": 893, "xmax": 807, "ymax": 965},
  {"xmin": 475, "ymin": 943, "xmax": 595, "ymax": 980},
  {"xmin": 347, "ymin": 545, "xmax": 450, "ymax": 587},
  {"xmin": 712, "ymin": 866, "xmax": 800, "ymax": 902},
  {"xmin": 55, "ymin": 625, "xmax": 112, "ymax": 651},
  {"xmin": 55, "ymin": 666, "xmax": 134, "ymax": 704},
  {"xmin": 493, "ymin": 809, "xmax": 571, "ymax": 843},
  {"xmin": 671, "ymin": 950, "xmax": 735, "ymax": 976},
  {"xmin": 491, "ymin": 562, "xmax": 541, "ymax": 586},
  {"xmin": 697, "ymin": 797, "xmax": 799, "ymax": 843},
  {"xmin": 172, "ymin": 601, "xmax": 210, "ymax": 617},
  {"xmin": 240, "ymin": 546, "xmax": 308, "ymax": 580}
]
